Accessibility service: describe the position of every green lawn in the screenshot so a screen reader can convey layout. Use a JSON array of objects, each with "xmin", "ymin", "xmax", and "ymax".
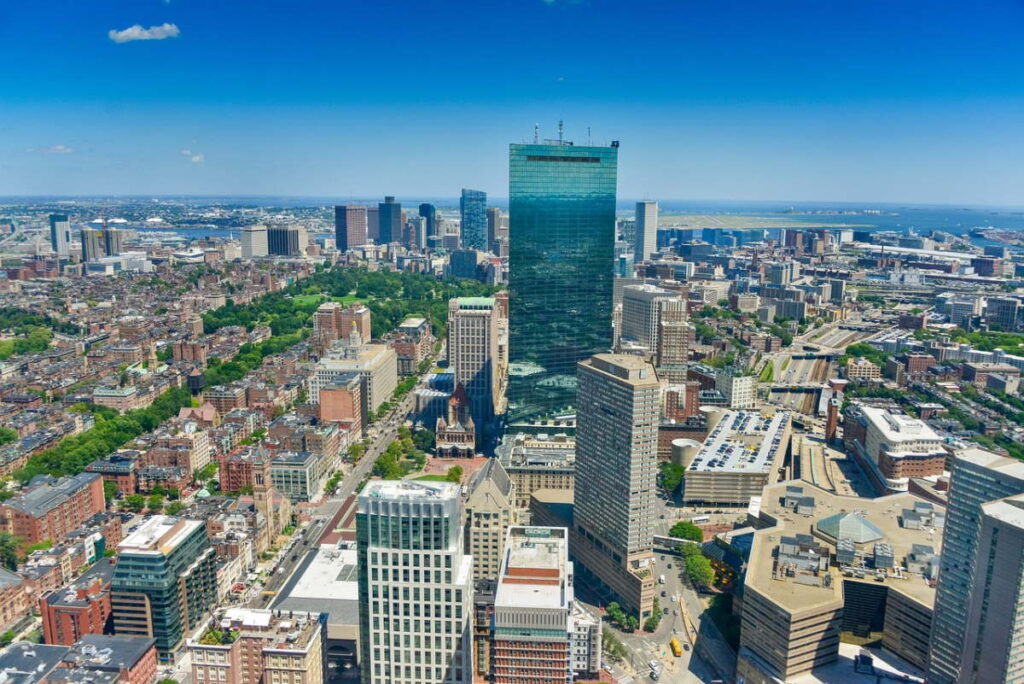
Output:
[
  {"xmin": 413, "ymin": 474, "xmax": 449, "ymax": 482},
  {"xmin": 331, "ymin": 295, "xmax": 366, "ymax": 306},
  {"xmin": 291, "ymin": 294, "xmax": 326, "ymax": 307}
]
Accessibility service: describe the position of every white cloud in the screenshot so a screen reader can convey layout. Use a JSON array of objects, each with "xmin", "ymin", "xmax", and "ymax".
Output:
[
  {"xmin": 43, "ymin": 144, "xmax": 74, "ymax": 154},
  {"xmin": 108, "ymin": 23, "xmax": 180, "ymax": 44},
  {"xmin": 180, "ymin": 149, "xmax": 205, "ymax": 163}
]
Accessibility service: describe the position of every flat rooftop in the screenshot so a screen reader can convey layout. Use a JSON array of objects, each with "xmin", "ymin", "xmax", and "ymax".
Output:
[
  {"xmin": 688, "ymin": 410, "xmax": 790, "ymax": 474},
  {"xmin": 860, "ymin": 406, "xmax": 941, "ymax": 444},
  {"xmin": 495, "ymin": 527, "xmax": 569, "ymax": 610},
  {"xmin": 119, "ymin": 516, "xmax": 201, "ymax": 555},
  {"xmin": 361, "ymin": 479, "xmax": 458, "ymax": 502},
  {"xmin": 746, "ymin": 481, "xmax": 944, "ymax": 614}
]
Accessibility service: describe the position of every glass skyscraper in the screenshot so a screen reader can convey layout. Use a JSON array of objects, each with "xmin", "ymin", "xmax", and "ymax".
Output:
[
  {"xmin": 459, "ymin": 189, "xmax": 487, "ymax": 250},
  {"xmin": 507, "ymin": 140, "xmax": 618, "ymax": 421}
]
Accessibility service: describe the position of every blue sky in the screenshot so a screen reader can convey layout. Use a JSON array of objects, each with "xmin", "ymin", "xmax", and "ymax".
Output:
[{"xmin": 2, "ymin": 0, "xmax": 1024, "ymax": 204}]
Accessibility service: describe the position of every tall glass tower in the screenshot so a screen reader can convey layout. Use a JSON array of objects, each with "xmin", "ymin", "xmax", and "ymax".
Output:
[
  {"xmin": 459, "ymin": 189, "xmax": 487, "ymax": 249},
  {"xmin": 507, "ymin": 140, "xmax": 618, "ymax": 421}
]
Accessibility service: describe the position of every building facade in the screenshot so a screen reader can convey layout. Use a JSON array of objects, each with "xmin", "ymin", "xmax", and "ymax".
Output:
[
  {"xmin": 633, "ymin": 200, "xmax": 658, "ymax": 264},
  {"xmin": 460, "ymin": 189, "xmax": 487, "ymax": 250},
  {"xmin": 356, "ymin": 481, "xmax": 473, "ymax": 684},
  {"xmin": 335, "ymin": 205, "xmax": 368, "ymax": 252},
  {"xmin": 507, "ymin": 140, "xmax": 618, "ymax": 421}
]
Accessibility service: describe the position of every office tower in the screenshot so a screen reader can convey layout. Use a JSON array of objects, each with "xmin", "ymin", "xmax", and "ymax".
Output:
[
  {"xmin": 102, "ymin": 227, "xmax": 125, "ymax": 256},
  {"xmin": 767, "ymin": 261, "xmax": 799, "ymax": 285},
  {"xmin": 241, "ymin": 225, "xmax": 269, "ymax": 258},
  {"xmin": 491, "ymin": 526, "xmax": 601, "ymax": 684},
  {"xmin": 656, "ymin": 300, "xmax": 690, "ymax": 382},
  {"xmin": 460, "ymin": 189, "xmax": 487, "ymax": 250},
  {"xmin": 619, "ymin": 284, "xmax": 680, "ymax": 350},
  {"xmin": 409, "ymin": 215, "xmax": 427, "ymax": 250},
  {"xmin": 367, "ymin": 206, "xmax": 380, "ymax": 242},
  {"xmin": 829, "ymin": 278, "xmax": 846, "ymax": 304},
  {"xmin": 507, "ymin": 139, "xmax": 618, "ymax": 421},
  {"xmin": 378, "ymin": 196, "xmax": 401, "ymax": 245},
  {"xmin": 573, "ymin": 354, "xmax": 658, "ymax": 618},
  {"xmin": 267, "ymin": 225, "xmax": 307, "ymax": 256},
  {"xmin": 959, "ymin": 493, "xmax": 1024, "ymax": 682},
  {"xmin": 463, "ymin": 459, "xmax": 516, "ymax": 582},
  {"xmin": 486, "ymin": 207, "xmax": 501, "ymax": 247},
  {"xmin": 356, "ymin": 481, "xmax": 473, "ymax": 684},
  {"xmin": 449, "ymin": 249, "xmax": 481, "ymax": 280},
  {"xmin": 110, "ymin": 516, "xmax": 217, "ymax": 660},
  {"xmin": 985, "ymin": 296, "xmax": 1021, "ymax": 331},
  {"xmin": 448, "ymin": 297, "xmax": 500, "ymax": 444},
  {"xmin": 419, "ymin": 203, "xmax": 437, "ymax": 238},
  {"xmin": 928, "ymin": 448, "xmax": 1024, "ymax": 684},
  {"xmin": 335, "ymin": 205, "xmax": 368, "ymax": 252},
  {"xmin": 634, "ymin": 200, "xmax": 658, "ymax": 263},
  {"xmin": 81, "ymin": 228, "xmax": 105, "ymax": 262},
  {"xmin": 49, "ymin": 214, "xmax": 71, "ymax": 258}
]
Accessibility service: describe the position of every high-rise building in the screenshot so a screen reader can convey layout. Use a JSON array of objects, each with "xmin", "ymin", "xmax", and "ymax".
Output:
[
  {"xmin": 716, "ymin": 370, "xmax": 756, "ymax": 409},
  {"xmin": 241, "ymin": 225, "xmax": 269, "ymax": 258},
  {"xmin": 463, "ymin": 459, "xmax": 516, "ymax": 582},
  {"xmin": 767, "ymin": 261, "xmax": 800, "ymax": 285},
  {"xmin": 507, "ymin": 140, "xmax": 618, "ymax": 421},
  {"xmin": 448, "ymin": 297, "xmax": 501, "ymax": 444},
  {"xmin": 460, "ymin": 189, "xmax": 487, "ymax": 250},
  {"xmin": 367, "ymin": 206, "xmax": 380, "ymax": 242},
  {"xmin": 984, "ymin": 296, "xmax": 1021, "ymax": 331},
  {"xmin": 267, "ymin": 225, "xmax": 308, "ymax": 256},
  {"xmin": 491, "ymin": 526, "xmax": 601, "ymax": 684},
  {"xmin": 81, "ymin": 228, "xmax": 105, "ymax": 262},
  {"xmin": 655, "ymin": 300, "xmax": 691, "ymax": 382},
  {"xmin": 959, "ymin": 493, "xmax": 1024, "ymax": 682},
  {"xmin": 927, "ymin": 448, "xmax": 1024, "ymax": 684},
  {"xmin": 419, "ymin": 203, "xmax": 437, "ymax": 239},
  {"xmin": 486, "ymin": 207, "xmax": 504, "ymax": 247},
  {"xmin": 378, "ymin": 196, "xmax": 401, "ymax": 245},
  {"xmin": 110, "ymin": 516, "xmax": 218, "ymax": 660},
  {"xmin": 573, "ymin": 354, "xmax": 658, "ymax": 618},
  {"xmin": 49, "ymin": 214, "xmax": 71, "ymax": 258},
  {"xmin": 102, "ymin": 227, "xmax": 125, "ymax": 256},
  {"xmin": 335, "ymin": 205, "xmax": 368, "ymax": 252},
  {"xmin": 634, "ymin": 200, "xmax": 658, "ymax": 263},
  {"xmin": 449, "ymin": 249, "xmax": 481, "ymax": 280},
  {"xmin": 356, "ymin": 481, "xmax": 473, "ymax": 684},
  {"xmin": 619, "ymin": 284, "xmax": 680, "ymax": 351}
]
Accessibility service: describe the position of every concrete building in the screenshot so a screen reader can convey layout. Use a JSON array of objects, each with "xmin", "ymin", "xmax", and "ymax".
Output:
[
  {"xmin": 984, "ymin": 296, "xmax": 1020, "ymax": 331},
  {"xmin": 573, "ymin": 355, "xmax": 659, "ymax": 619},
  {"xmin": 738, "ymin": 482, "xmax": 945, "ymax": 683},
  {"xmin": 496, "ymin": 433, "xmax": 575, "ymax": 510},
  {"xmin": 335, "ymin": 205, "xmax": 368, "ymax": 252},
  {"xmin": 50, "ymin": 214, "xmax": 71, "ymax": 258},
  {"xmin": 318, "ymin": 373, "xmax": 363, "ymax": 431},
  {"xmin": 844, "ymin": 357, "xmax": 882, "ymax": 381},
  {"xmin": 356, "ymin": 481, "xmax": 473, "ymax": 684},
  {"xmin": 81, "ymin": 228, "xmax": 105, "ymax": 262},
  {"xmin": 491, "ymin": 526, "xmax": 601, "ymax": 684},
  {"xmin": 241, "ymin": 225, "xmax": 269, "ymax": 258},
  {"xmin": 682, "ymin": 409, "xmax": 790, "ymax": 505},
  {"xmin": 767, "ymin": 261, "xmax": 799, "ymax": 285},
  {"xmin": 619, "ymin": 284, "xmax": 682, "ymax": 352},
  {"xmin": 311, "ymin": 342, "xmax": 398, "ymax": 418},
  {"xmin": 267, "ymin": 225, "xmax": 308, "ymax": 256},
  {"xmin": 448, "ymin": 297, "xmax": 502, "ymax": 444},
  {"xmin": 188, "ymin": 607, "xmax": 326, "ymax": 684},
  {"xmin": 848, "ymin": 404, "xmax": 947, "ymax": 492},
  {"xmin": 0, "ymin": 473, "xmax": 106, "ymax": 546},
  {"xmin": 269, "ymin": 450, "xmax": 324, "ymax": 502},
  {"xmin": 463, "ymin": 459, "xmax": 516, "ymax": 582},
  {"xmin": 928, "ymin": 448, "xmax": 1024, "ymax": 684},
  {"xmin": 634, "ymin": 200, "xmax": 658, "ymax": 264},
  {"xmin": 111, "ymin": 516, "xmax": 218, "ymax": 660},
  {"xmin": 715, "ymin": 371, "xmax": 756, "ymax": 409}
]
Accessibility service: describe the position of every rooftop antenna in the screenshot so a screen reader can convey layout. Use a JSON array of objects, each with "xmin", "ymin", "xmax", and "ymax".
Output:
[
  {"xmin": 587, "ymin": 127, "xmax": 591, "ymax": 145},
  {"xmin": 558, "ymin": 119, "xmax": 564, "ymax": 144},
  {"xmin": 533, "ymin": 123, "xmax": 539, "ymax": 144}
]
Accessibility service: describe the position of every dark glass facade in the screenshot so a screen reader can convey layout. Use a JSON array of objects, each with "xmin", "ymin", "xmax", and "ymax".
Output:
[
  {"xmin": 419, "ymin": 203, "xmax": 437, "ymax": 237},
  {"xmin": 459, "ymin": 189, "xmax": 487, "ymax": 250},
  {"xmin": 378, "ymin": 196, "xmax": 402, "ymax": 245},
  {"xmin": 507, "ymin": 142, "xmax": 618, "ymax": 421}
]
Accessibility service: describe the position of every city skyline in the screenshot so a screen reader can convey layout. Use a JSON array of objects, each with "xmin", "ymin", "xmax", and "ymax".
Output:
[{"xmin": 4, "ymin": 2, "xmax": 1024, "ymax": 204}]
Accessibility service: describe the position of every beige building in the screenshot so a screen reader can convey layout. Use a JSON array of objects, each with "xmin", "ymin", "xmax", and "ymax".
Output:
[
  {"xmin": 188, "ymin": 607, "xmax": 324, "ymax": 684},
  {"xmin": 496, "ymin": 433, "xmax": 575, "ymax": 509},
  {"xmin": 619, "ymin": 284, "xmax": 682, "ymax": 351},
  {"xmin": 683, "ymin": 409, "xmax": 791, "ymax": 505},
  {"xmin": 463, "ymin": 459, "xmax": 517, "ymax": 582},
  {"xmin": 448, "ymin": 297, "xmax": 503, "ymax": 442},
  {"xmin": 737, "ymin": 481, "xmax": 945, "ymax": 683},
  {"xmin": 844, "ymin": 357, "xmax": 882, "ymax": 380},
  {"xmin": 310, "ymin": 342, "xmax": 397, "ymax": 418},
  {"xmin": 572, "ymin": 355, "xmax": 659, "ymax": 619}
]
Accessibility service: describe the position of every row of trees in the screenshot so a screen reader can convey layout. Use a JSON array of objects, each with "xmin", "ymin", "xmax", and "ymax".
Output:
[{"xmin": 373, "ymin": 427, "xmax": 428, "ymax": 479}]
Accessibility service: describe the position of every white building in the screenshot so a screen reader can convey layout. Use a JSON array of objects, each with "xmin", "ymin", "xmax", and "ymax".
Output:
[
  {"xmin": 634, "ymin": 200, "xmax": 658, "ymax": 264},
  {"xmin": 715, "ymin": 371, "xmax": 756, "ymax": 409},
  {"xmin": 310, "ymin": 342, "xmax": 397, "ymax": 418},
  {"xmin": 357, "ymin": 481, "xmax": 473, "ymax": 684},
  {"xmin": 241, "ymin": 225, "xmax": 269, "ymax": 258}
]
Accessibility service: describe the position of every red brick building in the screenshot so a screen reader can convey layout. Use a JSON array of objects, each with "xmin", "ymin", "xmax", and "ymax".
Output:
[
  {"xmin": 0, "ymin": 473, "xmax": 105, "ymax": 546},
  {"xmin": 40, "ymin": 558, "xmax": 115, "ymax": 645}
]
